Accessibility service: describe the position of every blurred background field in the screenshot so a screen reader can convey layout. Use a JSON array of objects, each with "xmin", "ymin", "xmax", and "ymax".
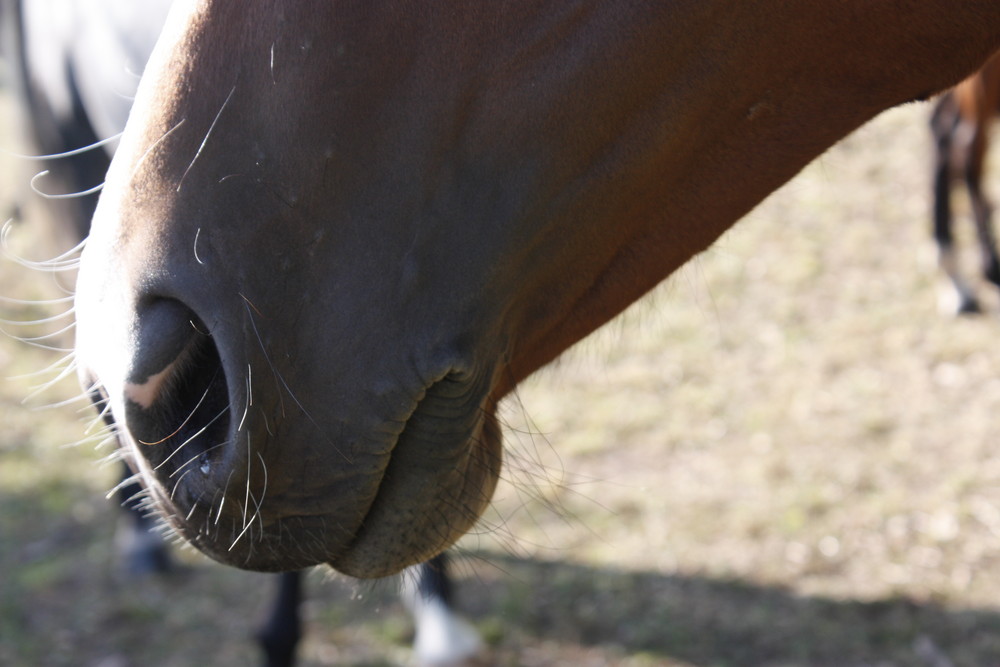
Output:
[{"xmin": 3, "ymin": 73, "xmax": 1000, "ymax": 665}]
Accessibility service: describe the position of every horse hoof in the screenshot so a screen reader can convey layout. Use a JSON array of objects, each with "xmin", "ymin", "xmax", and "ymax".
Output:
[
  {"xmin": 939, "ymin": 287, "xmax": 982, "ymax": 316},
  {"xmin": 956, "ymin": 296, "xmax": 982, "ymax": 315},
  {"xmin": 409, "ymin": 597, "xmax": 483, "ymax": 666}
]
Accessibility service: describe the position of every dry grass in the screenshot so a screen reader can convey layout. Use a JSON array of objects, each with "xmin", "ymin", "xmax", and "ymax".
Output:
[{"xmin": 3, "ymin": 86, "xmax": 1000, "ymax": 666}]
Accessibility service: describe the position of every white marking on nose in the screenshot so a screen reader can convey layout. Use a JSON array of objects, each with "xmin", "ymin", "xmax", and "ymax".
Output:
[{"xmin": 123, "ymin": 360, "xmax": 179, "ymax": 409}]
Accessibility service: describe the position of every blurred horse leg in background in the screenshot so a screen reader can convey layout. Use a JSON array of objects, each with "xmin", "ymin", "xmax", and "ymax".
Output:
[
  {"xmin": 403, "ymin": 553, "xmax": 483, "ymax": 667},
  {"xmin": 111, "ymin": 462, "xmax": 171, "ymax": 575},
  {"xmin": 930, "ymin": 51, "xmax": 1000, "ymax": 314},
  {"xmin": 256, "ymin": 556, "xmax": 482, "ymax": 667}
]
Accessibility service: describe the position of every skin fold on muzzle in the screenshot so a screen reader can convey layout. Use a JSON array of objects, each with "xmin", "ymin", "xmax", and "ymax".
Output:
[{"xmin": 73, "ymin": 0, "xmax": 1000, "ymax": 578}]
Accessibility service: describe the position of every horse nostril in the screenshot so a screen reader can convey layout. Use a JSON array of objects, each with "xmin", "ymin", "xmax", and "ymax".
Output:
[
  {"xmin": 122, "ymin": 299, "xmax": 231, "ymax": 485},
  {"xmin": 123, "ymin": 299, "xmax": 203, "ymax": 409}
]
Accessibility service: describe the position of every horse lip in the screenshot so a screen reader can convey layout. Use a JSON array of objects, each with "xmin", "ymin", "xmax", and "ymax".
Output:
[{"xmin": 330, "ymin": 368, "xmax": 502, "ymax": 578}]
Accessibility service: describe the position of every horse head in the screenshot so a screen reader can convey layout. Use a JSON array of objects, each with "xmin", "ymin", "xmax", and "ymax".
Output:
[{"xmin": 74, "ymin": 0, "xmax": 1000, "ymax": 577}]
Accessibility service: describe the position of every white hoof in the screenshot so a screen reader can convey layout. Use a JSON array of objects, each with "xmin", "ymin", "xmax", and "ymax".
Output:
[
  {"xmin": 400, "ymin": 570, "xmax": 482, "ymax": 666},
  {"xmin": 411, "ymin": 597, "xmax": 482, "ymax": 666}
]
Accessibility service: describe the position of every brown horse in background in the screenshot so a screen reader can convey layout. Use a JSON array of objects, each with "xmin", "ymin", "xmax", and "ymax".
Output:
[
  {"xmin": 931, "ymin": 52, "xmax": 1000, "ymax": 313},
  {"xmin": 74, "ymin": 1, "xmax": 1000, "ymax": 580}
]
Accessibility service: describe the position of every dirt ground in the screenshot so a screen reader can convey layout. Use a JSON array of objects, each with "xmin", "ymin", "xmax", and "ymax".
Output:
[{"xmin": 3, "ymin": 81, "xmax": 1000, "ymax": 665}]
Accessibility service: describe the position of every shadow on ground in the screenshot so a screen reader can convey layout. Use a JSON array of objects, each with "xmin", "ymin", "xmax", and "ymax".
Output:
[
  {"xmin": 453, "ymin": 552, "xmax": 1000, "ymax": 666},
  {"xmin": 3, "ymin": 448, "xmax": 1000, "ymax": 667}
]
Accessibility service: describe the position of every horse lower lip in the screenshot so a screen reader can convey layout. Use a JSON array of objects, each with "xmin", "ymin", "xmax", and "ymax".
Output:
[
  {"xmin": 136, "ymin": 376, "xmax": 466, "ymax": 574},
  {"xmin": 329, "ymin": 373, "xmax": 501, "ymax": 578}
]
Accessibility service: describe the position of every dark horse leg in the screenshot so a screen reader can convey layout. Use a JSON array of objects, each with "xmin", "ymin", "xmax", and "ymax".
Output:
[
  {"xmin": 256, "ymin": 571, "xmax": 304, "ymax": 667},
  {"xmin": 930, "ymin": 62, "xmax": 1000, "ymax": 315},
  {"xmin": 115, "ymin": 451, "xmax": 477, "ymax": 666},
  {"xmin": 114, "ymin": 461, "xmax": 172, "ymax": 575},
  {"xmin": 963, "ymin": 117, "xmax": 1000, "ymax": 292},
  {"xmin": 254, "ymin": 554, "xmax": 480, "ymax": 667},
  {"xmin": 930, "ymin": 91, "xmax": 982, "ymax": 313}
]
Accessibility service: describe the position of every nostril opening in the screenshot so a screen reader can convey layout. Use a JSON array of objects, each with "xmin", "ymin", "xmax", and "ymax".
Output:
[
  {"xmin": 128, "ymin": 299, "xmax": 203, "ymax": 388},
  {"xmin": 123, "ymin": 300, "xmax": 231, "ymax": 486}
]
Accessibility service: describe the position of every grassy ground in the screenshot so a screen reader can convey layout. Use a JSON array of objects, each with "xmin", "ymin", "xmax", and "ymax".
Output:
[{"xmin": 3, "ymin": 86, "xmax": 1000, "ymax": 665}]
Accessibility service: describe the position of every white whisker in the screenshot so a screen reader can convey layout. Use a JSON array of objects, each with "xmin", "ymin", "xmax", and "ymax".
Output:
[
  {"xmin": 139, "ymin": 370, "xmax": 220, "ymax": 446},
  {"xmin": 6, "ymin": 320, "xmax": 76, "ymax": 343},
  {"xmin": 241, "ymin": 434, "xmax": 252, "ymax": 531},
  {"xmin": 215, "ymin": 470, "xmax": 234, "ymax": 525},
  {"xmin": 105, "ymin": 472, "xmax": 144, "ymax": 501},
  {"xmin": 252, "ymin": 450, "xmax": 268, "ymax": 531},
  {"xmin": 193, "ymin": 227, "xmax": 204, "ymax": 264},
  {"xmin": 151, "ymin": 404, "xmax": 229, "ymax": 470},
  {"xmin": 240, "ymin": 294, "xmax": 352, "ymax": 463},
  {"xmin": 177, "ymin": 85, "xmax": 236, "ymax": 192},
  {"xmin": 131, "ymin": 118, "xmax": 186, "ymax": 179},
  {"xmin": 84, "ymin": 400, "xmax": 116, "ymax": 435},
  {"xmin": 238, "ymin": 363, "xmax": 252, "ymax": 432},
  {"xmin": 29, "ymin": 170, "xmax": 104, "ymax": 200},
  {"xmin": 1, "ymin": 220, "xmax": 87, "ymax": 271},
  {"xmin": 10, "ymin": 350, "xmax": 76, "ymax": 380},
  {"xmin": 170, "ymin": 469, "xmax": 194, "ymax": 501},
  {"xmin": 269, "ymin": 43, "xmax": 276, "ymax": 84},
  {"xmin": 0, "ymin": 294, "xmax": 75, "ymax": 306},
  {"xmin": 2, "ymin": 133, "xmax": 122, "ymax": 160},
  {"xmin": 31, "ymin": 391, "xmax": 93, "ymax": 411},
  {"xmin": 0, "ymin": 307, "xmax": 75, "ymax": 327},
  {"xmin": 5, "ymin": 337, "xmax": 74, "ymax": 353},
  {"xmin": 23, "ymin": 358, "xmax": 80, "ymax": 403},
  {"xmin": 166, "ymin": 441, "xmax": 227, "ymax": 479}
]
